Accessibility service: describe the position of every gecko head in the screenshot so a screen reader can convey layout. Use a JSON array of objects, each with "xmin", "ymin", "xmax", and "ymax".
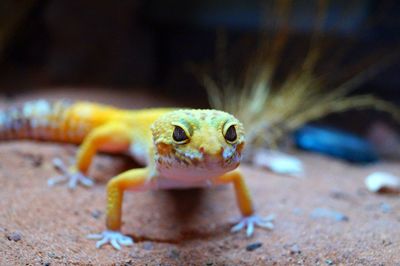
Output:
[{"xmin": 151, "ymin": 109, "xmax": 245, "ymax": 181}]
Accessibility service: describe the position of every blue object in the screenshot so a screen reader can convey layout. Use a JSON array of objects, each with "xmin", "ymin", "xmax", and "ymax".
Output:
[{"xmin": 294, "ymin": 125, "xmax": 379, "ymax": 163}]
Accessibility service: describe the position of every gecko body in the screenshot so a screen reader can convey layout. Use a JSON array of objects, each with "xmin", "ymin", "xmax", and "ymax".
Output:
[{"xmin": 0, "ymin": 99, "xmax": 274, "ymax": 250}]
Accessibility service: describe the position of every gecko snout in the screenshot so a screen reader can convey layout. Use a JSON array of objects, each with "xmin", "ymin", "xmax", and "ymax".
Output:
[{"xmin": 199, "ymin": 145, "xmax": 225, "ymax": 160}]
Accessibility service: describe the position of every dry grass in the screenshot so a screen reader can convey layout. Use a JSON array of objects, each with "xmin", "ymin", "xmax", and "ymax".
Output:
[{"xmin": 197, "ymin": 0, "xmax": 400, "ymax": 149}]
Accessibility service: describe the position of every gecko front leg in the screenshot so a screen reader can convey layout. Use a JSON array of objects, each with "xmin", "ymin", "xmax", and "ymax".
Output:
[
  {"xmin": 48, "ymin": 122, "xmax": 132, "ymax": 189},
  {"xmin": 215, "ymin": 169, "xmax": 274, "ymax": 236},
  {"xmin": 88, "ymin": 167, "xmax": 153, "ymax": 250}
]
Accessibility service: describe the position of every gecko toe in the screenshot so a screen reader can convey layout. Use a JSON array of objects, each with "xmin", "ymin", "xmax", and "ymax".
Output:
[
  {"xmin": 47, "ymin": 175, "xmax": 68, "ymax": 187},
  {"xmin": 230, "ymin": 220, "xmax": 246, "ymax": 233},
  {"xmin": 231, "ymin": 214, "xmax": 275, "ymax": 237},
  {"xmin": 79, "ymin": 174, "xmax": 95, "ymax": 187},
  {"xmin": 88, "ymin": 230, "xmax": 134, "ymax": 250},
  {"xmin": 110, "ymin": 238, "xmax": 121, "ymax": 250},
  {"xmin": 87, "ymin": 233, "xmax": 103, "ymax": 240},
  {"xmin": 49, "ymin": 158, "xmax": 94, "ymax": 189},
  {"xmin": 246, "ymin": 222, "xmax": 254, "ymax": 237}
]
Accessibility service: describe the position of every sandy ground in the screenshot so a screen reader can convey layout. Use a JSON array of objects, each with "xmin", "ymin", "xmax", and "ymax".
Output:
[{"xmin": 0, "ymin": 90, "xmax": 400, "ymax": 265}]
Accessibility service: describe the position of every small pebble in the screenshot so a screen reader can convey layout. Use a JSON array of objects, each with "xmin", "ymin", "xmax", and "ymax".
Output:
[
  {"xmin": 43, "ymin": 262, "xmax": 51, "ymax": 266},
  {"xmin": 91, "ymin": 210, "xmax": 102, "ymax": 219},
  {"xmin": 253, "ymin": 149, "xmax": 304, "ymax": 177},
  {"xmin": 167, "ymin": 249, "xmax": 180, "ymax": 259},
  {"xmin": 284, "ymin": 243, "xmax": 301, "ymax": 255},
  {"xmin": 31, "ymin": 155, "xmax": 43, "ymax": 167},
  {"xmin": 7, "ymin": 231, "xmax": 22, "ymax": 242},
  {"xmin": 365, "ymin": 172, "xmax": 400, "ymax": 193},
  {"xmin": 311, "ymin": 208, "xmax": 349, "ymax": 222},
  {"xmin": 330, "ymin": 190, "xmax": 350, "ymax": 200},
  {"xmin": 124, "ymin": 260, "xmax": 133, "ymax": 266},
  {"xmin": 246, "ymin": 242, "xmax": 263, "ymax": 251},
  {"xmin": 325, "ymin": 259, "xmax": 334, "ymax": 265},
  {"xmin": 18, "ymin": 152, "xmax": 43, "ymax": 167},
  {"xmin": 382, "ymin": 239, "xmax": 392, "ymax": 247},
  {"xmin": 380, "ymin": 203, "xmax": 392, "ymax": 213},
  {"xmin": 142, "ymin": 241, "xmax": 154, "ymax": 250}
]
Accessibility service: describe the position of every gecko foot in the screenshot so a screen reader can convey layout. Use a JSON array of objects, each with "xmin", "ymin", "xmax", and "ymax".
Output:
[
  {"xmin": 48, "ymin": 158, "xmax": 94, "ymax": 189},
  {"xmin": 231, "ymin": 214, "xmax": 275, "ymax": 237},
  {"xmin": 87, "ymin": 230, "xmax": 134, "ymax": 250}
]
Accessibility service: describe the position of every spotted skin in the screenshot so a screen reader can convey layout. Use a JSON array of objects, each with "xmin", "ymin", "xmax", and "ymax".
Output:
[
  {"xmin": 0, "ymin": 100, "xmax": 272, "ymax": 250},
  {"xmin": 151, "ymin": 109, "xmax": 245, "ymax": 181},
  {"xmin": 0, "ymin": 100, "xmax": 73, "ymax": 141},
  {"xmin": 0, "ymin": 100, "xmax": 121, "ymax": 144}
]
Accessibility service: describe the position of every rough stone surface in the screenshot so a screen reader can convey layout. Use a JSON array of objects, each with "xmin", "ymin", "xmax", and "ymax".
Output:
[
  {"xmin": 6, "ymin": 231, "xmax": 22, "ymax": 242},
  {"xmin": 0, "ymin": 89, "xmax": 400, "ymax": 265}
]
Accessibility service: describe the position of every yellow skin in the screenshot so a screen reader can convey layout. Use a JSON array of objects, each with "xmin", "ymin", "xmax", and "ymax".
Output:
[{"xmin": 0, "ymin": 100, "xmax": 274, "ymax": 250}]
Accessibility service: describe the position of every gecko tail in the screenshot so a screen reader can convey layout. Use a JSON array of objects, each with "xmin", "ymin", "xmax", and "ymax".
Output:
[{"xmin": 0, "ymin": 99, "xmax": 74, "ymax": 142}]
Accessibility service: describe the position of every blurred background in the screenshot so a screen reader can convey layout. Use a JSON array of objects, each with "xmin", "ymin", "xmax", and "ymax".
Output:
[
  {"xmin": 0, "ymin": 1, "xmax": 398, "ymax": 98},
  {"xmin": 0, "ymin": 0, "xmax": 399, "ymax": 161}
]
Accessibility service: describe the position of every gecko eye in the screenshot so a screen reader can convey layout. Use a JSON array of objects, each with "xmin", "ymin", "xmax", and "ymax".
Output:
[
  {"xmin": 224, "ymin": 125, "xmax": 237, "ymax": 143},
  {"xmin": 173, "ymin": 126, "xmax": 189, "ymax": 143}
]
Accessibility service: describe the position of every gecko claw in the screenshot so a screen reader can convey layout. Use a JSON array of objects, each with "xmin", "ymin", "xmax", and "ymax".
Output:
[
  {"xmin": 87, "ymin": 230, "xmax": 134, "ymax": 250},
  {"xmin": 231, "ymin": 214, "xmax": 275, "ymax": 237},
  {"xmin": 48, "ymin": 158, "xmax": 94, "ymax": 189}
]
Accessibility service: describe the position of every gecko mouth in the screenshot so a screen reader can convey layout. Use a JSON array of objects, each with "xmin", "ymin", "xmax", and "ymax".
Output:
[
  {"xmin": 156, "ymin": 152, "xmax": 240, "ymax": 181},
  {"xmin": 167, "ymin": 146, "xmax": 240, "ymax": 169}
]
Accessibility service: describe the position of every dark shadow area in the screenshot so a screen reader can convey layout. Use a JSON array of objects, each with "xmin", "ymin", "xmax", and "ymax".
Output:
[{"xmin": 0, "ymin": 0, "xmax": 398, "ymax": 107}]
